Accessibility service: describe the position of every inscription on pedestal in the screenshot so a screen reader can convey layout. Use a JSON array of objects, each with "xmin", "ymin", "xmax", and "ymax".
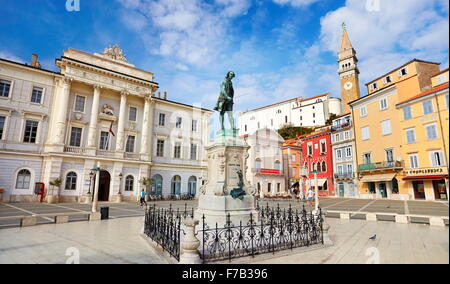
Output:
[{"xmin": 227, "ymin": 163, "xmax": 241, "ymax": 188}]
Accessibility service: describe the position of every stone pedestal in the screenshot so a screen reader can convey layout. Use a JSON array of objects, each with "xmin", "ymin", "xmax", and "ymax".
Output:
[{"xmin": 196, "ymin": 129, "xmax": 257, "ymax": 227}]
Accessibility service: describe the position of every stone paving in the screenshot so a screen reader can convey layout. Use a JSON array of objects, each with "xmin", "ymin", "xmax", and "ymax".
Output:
[
  {"xmin": 0, "ymin": 198, "xmax": 448, "ymax": 228},
  {"xmin": 0, "ymin": 215, "xmax": 448, "ymax": 264}
]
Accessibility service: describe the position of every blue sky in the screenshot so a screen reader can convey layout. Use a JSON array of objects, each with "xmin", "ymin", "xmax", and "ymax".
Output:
[{"xmin": 1, "ymin": 0, "xmax": 449, "ymax": 115}]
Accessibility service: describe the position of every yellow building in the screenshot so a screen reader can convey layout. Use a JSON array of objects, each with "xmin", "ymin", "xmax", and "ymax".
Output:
[
  {"xmin": 349, "ymin": 59, "xmax": 441, "ymax": 200},
  {"xmin": 396, "ymin": 69, "xmax": 449, "ymax": 201}
]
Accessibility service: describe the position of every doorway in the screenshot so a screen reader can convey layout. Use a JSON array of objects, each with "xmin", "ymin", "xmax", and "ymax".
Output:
[
  {"xmin": 378, "ymin": 183, "xmax": 388, "ymax": 198},
  {"xmin": 98, "ymin": 170, "xmax": 111, "ymax": 202},
  {"xmin": 413, "ymin": 181, "xmax": 425, "ymax": 200},
  {"xmin": 338, "ymin": 183, "xmax": 345, "ymax": 197},
  {"xmin": 433, "ymin": 180, "xmax": 447, "ymax": 200}
]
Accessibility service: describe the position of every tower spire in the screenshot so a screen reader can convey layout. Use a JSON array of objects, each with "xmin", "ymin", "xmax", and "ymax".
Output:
[{"xmin": 340, "ymin": 24, "xmax": 353, "ymax": 53}]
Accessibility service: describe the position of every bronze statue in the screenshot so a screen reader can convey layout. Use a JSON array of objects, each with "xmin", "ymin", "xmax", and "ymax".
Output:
[
  {"xmin": 230, "ymin": 170, "xmax": 246, "ymax": 200},
  {"xmin": 214, "ymin": 71, "xmax": 236, "ymax": 130}
]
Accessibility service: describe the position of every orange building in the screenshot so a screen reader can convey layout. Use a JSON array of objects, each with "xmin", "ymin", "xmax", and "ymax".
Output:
[{"xmin": 282, "ymin": 139, "xmax": 302, "ymax": 190}]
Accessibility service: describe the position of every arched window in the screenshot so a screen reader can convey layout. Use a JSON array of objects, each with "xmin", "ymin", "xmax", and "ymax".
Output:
[
  {"xmin": 274, "ymin": 161, "xmax": 281, "ymax": 171},
  {"xmin": 321, "ymin": 161, "xmax": 327, "ymax": 172},
  {"xmin": 188, "ymin": 176, "xmax": 197, "ymax": 196},
  {"xmin": 125, "ymin": 175, "xmax": 134, "ymax": 191},
  {"xmin": 16, "ymin": 169, "xmax": 31, "ymax": 189},
  {"xmin": 255, "ymin": 159, "xmax": 262, "ymax": 171},
  {"xmin": 153, "ymin": 174, "xmax": 163, "ymax": 195},
  {"xmin": 65, "ymin": 172, "xmax": 77, "ymax": 190},
  {"xmin": 171, "ymin": 175, "xmax": 181, "ymax": 195}
]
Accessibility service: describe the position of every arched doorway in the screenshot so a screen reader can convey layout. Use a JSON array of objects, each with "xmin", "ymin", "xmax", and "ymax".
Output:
[
  {"xmin": 98, "ymin": 170, "xmax": 111, "ymax": 201},
  {"xmin": 188, "ymin": 176, "xmax": 197, "ymax": 196},
  {"xmin": 153, "ymin": 174, "xmax": 163, "ymax": 195}
]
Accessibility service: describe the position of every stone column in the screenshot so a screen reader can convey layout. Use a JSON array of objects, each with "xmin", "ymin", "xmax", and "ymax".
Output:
[
  {"xmin": 87, "ymin": 85, "xmax": 101, "ymax": 152},
  {"xmin": 92, "ymin": 162, "xmax": 101, "ymax": 213},
  {"xmin": 140, "ymin": 95, "xmax": 154, "ymax": 160},
  {"xmin": 53, "ymin": 78, "xmax": 72, "ymax": 150},
  {"xmin": 115, "ymin": 91, "xmax": 128, "ymax": 155}
]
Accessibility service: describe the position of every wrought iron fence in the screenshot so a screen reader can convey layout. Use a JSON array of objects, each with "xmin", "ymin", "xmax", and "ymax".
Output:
[
  {"xmin": 199, "ymin": 204, "xmax": 324, "ymax": 263},
  {"xmin": 143, "ymin": 204, "xmax": 194, "ymax": 261}
]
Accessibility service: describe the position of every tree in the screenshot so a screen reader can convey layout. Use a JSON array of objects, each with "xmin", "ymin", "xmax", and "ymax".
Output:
[
  {"xmin": 278, "ymin": 124, "xmax": 314, "ymax": 140},
  {"xmin": 326, "ymin": 113, "xmax": 339, "ymax": 125},
  {"xmin": 49, "ymin": 178, "xmax": 62, "ymax": 196}
]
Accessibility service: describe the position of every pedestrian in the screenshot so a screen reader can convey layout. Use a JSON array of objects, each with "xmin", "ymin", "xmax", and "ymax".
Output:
[
  {"xmin": 307, "ymin": 188, "xmax": 314, "ymax": 208},
  {"xmin": 299, "ymin": 187, "xmax": 304, "ymax": 201},
  {"xmin": 140, "ymin": 189, "xmax": 147, "ymax": 206}
]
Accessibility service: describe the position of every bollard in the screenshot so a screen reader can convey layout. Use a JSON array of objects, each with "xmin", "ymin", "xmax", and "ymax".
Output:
[
  {"xmin": 179, "ymin": 218, "xmax": 201, "ymax": 264},
  {"xmin": 321, "ymin": 211, "xmax": 333, "ymax": 246},
  {"xmin": 21, "ymin": 216, "xmax": 37, "ymax": 227},
  {"xmin": 55, "ymin": 215, "xmax": 69, "ymax": 224},
  {"xmin": 395, "ymin": 215, "xmax": 410, "ymax": 224},
  {"xmin": 340, "ymin": 213, "xmax": 350, "ymax": 220},
  {"xmin": 366, "ymin": 213, "xmax": 377, "ymax": 222},
  {"xmin": 429, "ymin": 217, "xmax": 445, "ymax": 227},
  {"xmin": 89, "ymin": 212, "xmax": 101, "ymax": 221}
]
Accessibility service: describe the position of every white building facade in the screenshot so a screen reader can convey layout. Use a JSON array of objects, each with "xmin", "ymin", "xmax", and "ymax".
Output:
[
  {"xmin": 245, "ymin": 128, "xmax": 286, "ymax": 196},
  {"xmin": 238, "ymin": 93, "xmax": 342, "ymax": 136},
  {"xmin": 0, "ymin": 47, "xmax": 212, "ymax": 203},
  {"xmin": 331, "ymin": 113, "xmax": 359, "ymax": 198}
]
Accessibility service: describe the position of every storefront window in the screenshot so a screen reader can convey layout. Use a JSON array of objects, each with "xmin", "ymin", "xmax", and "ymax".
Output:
[
  {"xmin": 368, "ymin": 182, "xmax": 376, "ymax": 194},
  {"xmin": 391, "ymin": 178, "xmax": 399, "ymax": 194}
]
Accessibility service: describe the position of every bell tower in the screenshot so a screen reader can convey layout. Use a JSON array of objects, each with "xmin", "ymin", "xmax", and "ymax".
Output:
[{"xmin": 338, "ymin": 23, "xmax": 361, "ymax": 114}]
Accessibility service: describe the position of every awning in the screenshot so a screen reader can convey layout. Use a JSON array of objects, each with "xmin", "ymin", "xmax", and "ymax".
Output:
[
  {"xmin": 360, "ymin": 173, "xmax": 396, "ymax": 183},
  {"xmin": 310, "ymin": 179, "xmax": 327, "ymax": 187},
  {"xmin": 403, "ymin": 175, "xmax": 448, "ymax": 181}
]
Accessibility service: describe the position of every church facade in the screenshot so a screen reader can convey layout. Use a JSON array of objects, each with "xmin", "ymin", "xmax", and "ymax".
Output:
[{"xmin": 0, "ymin": 46, "xmax": 213, "ymax": 203}]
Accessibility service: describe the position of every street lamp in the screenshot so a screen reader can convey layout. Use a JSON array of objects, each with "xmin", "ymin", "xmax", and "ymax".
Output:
[
  {"xmin": 119, "ymin": 173, "xmax": 123, "ymax": 195},
  {"xmin": 88, "ymin": 171, "xmax": 94, "ymax": 195}
]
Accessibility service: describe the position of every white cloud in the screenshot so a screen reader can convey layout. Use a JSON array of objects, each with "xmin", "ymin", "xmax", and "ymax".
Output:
[
  {"xmin": 317, "ymin": 0, "xmax": 449, "ymax": 92},
  {"xmin": 116, "ymin": 0, "xmax": 251, "ymax": 67},
  {"xmin": 272, "ymin": 0, "xmax": 320, "ymax": 8}
]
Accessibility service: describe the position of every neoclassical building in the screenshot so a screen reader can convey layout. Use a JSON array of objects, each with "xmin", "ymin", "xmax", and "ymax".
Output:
[{"xmin": 0, "ymin": 46, "xmax": 213, "ymax": 203}]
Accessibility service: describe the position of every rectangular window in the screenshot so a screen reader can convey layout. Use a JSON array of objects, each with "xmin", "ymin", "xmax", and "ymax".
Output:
[
  {"xmin": 360, "ymin": 106, "xmax": 367, "ymax": 117},
  {"xmin": 192, "ymin": 120, "xmax": 198, "ymax": 132},
  {"xmin": 74, "ymin": 95, "xmax": 86, "ymax": 112},
  {"xmin": 335, "ymin": 134, "xmax": 340, "ymax": 142},
  {"xmin": 176, "ymin": 117, "xmax": 182, "ymax": 128},
  {"xmin": 403, "ymin": 106, "xmax": 412, "ymax": 120},
  {"xmin": 23, "ymin": 120, "xmax": 39, "ymax": 143},
  {"xmin": 31, "ymin": 87, "xmax": 43, "ymax": 104},
  {"xmin": 364, "ymin": 153, "xmax": 372, "ymax": 164},
  {"xmin": 399, "ymin": 68, "xmax": 408, "ymax": 76},
  {"xmin": 99, "ymin": 132, "xmax": 109, "ymax": 150},
  {"xmin": 337, "ymin": 165, "xmax": 343, "ymax": 174},
  {"xmin": 129, "ymin": 107, "xmax": 137, "ymax": 122},
  {"xmin": 446, "ymin": 94, "xmax": 449, "ymax": 109},
  {"xmin": 292, "ymin": 154, "xmax": 296, "ymax": 163},
  {"xmin": 405, "ymin": 128, "xmax": 416, "ymax": 144},
  {"xmin": 371, "ymin": 83, "xmax": 378, "ymax": 91},
  {"xmin": 409, "ymin": 154, "xmax": 419, "ymax": 169},
  {"xmin": 381, "ymin": 120, "xmax": 392, "ymax": 135},
  {"xmin": 245, "ymin": 125, "xmax": 248, "ymax": 132},
  {"xmin": 69, "ymin": 127, "xmax": 82, "ymax": 147},
  {"xmin": 190, "ymin": 143, "xmax": 197, "ymax": 160},
  {"xmin": 0, "ymin": 116, "xmax": 5, "ymax": 140},
  {"xmin": 336, "ymin": 149, "xmax": 342, "ymax": 159},
  {"xmin": 307, "ymin": 143, "xmax": 313, "ymax": 156},
  {"xmin": 386, "ymin": 149, "xmax": 394, "ymax": 162},
  {"xmin": 159, "ymin": 113, "xmax": 166, "ymax": 126},
  {"xmin": 422, "ymin": 100, "xmax": 434, "ymax": 115},
  {"xmin": 380, "ymin": 98, "xmax": 388, "ymax": 110},
  {"xmin": 347, "ymin": 164, "xmax": 353, "ymax": 174},
  {"xmin": 346, "ymin": 147, "xmax": 352, "ymax": 157},
  {"xmin": 125, "ymin": 136, "xmax": 135, "ymax": 153},
  {"xmin": 361, "ymin": 126, "xmax": 370, "ymax": 140},
  {"xmin": 0, "ymin": 80, "xmax": 11, "ymax": 98},
  {"xmin": 429, "ymin": 151, "xmax": 445, "ymax": 167},
  {"xmin": 156, "ymin": 140, "xmax": 165, "ymax": 157},
  {"xmin": 425, "ymin": 123, "xmax": 438, "ymax": 140},
  {"xmin": 174, "ymin": 142, "xmax": 181, "ymax": 159}
]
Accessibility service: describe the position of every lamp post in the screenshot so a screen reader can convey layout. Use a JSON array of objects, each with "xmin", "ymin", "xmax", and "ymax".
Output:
[
  {"xmin": 119, "ymin": 173, "xmax": 123, "ymax": 195},
  {"xmin": 91, "ymin": 162, "xmax": 101, "ymax": 213},
  {"xmin": 88, "ymin": 171, "xmax": 94, "ymax": 195},
  {"xmin": 311, "ymin": 170, "xmax": 320, "ymax": 213}
]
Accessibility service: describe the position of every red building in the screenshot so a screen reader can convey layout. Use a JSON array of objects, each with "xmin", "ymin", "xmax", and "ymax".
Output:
[{"xmin": 299, "ymin": 129, "xmax": 335, "ymax": 197}]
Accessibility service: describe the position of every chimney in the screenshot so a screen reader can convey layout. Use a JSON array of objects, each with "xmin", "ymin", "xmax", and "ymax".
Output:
[
  {"xmin": 164, "ymin": 91, "xmax": 167, "ymax": 100},
  {"xmin": 157, "ymin": 92, "xmax": 161, "ymax": 98},
  {"xmin": 31, "ymin": 54, "xmax": 41, "ymax": 68}
]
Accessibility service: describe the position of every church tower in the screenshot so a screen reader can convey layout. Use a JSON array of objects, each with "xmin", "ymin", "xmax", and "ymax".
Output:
[{"xmin": 338, "ymin": 24, "xmax": 361, "ymax": 114}]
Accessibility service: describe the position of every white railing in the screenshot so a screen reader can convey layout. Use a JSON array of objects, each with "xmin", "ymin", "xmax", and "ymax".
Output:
[{"xmin": 64, "ymin": 146, "xmax": 85, "ymax": 154}]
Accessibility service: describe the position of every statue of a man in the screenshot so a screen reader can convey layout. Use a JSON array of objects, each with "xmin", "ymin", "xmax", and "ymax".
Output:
[{"xmin": 214, "ymin": 71, "xmax": 236, "ymax": 130}]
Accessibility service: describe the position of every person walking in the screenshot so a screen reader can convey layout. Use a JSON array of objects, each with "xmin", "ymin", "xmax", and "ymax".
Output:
[
  {"xmin": 140, "ymin": 189, "xmax": 147, "ymax": 206},
  {"xmin": 307, "ymin": 188, "xmax": 314, "ymax": 208}
]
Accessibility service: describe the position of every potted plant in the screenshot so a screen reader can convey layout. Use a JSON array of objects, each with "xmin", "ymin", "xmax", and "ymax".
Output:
[
  {"xmin": 139, "ymin": 177, "xmax": 155, "ymax": 202},
  {"xmin": 48, "ymin": 178, "xmax": 62, "ymax": 204}
]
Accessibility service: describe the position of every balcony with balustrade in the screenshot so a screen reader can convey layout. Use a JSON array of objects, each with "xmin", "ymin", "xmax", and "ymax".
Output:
[
  {"xmin": 358, "ymin": 161, "xmax": 404, "ymax": 172},
  {"xmin": 334, "ymin": 172, "xmax": 356, "ymax": 180}
]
